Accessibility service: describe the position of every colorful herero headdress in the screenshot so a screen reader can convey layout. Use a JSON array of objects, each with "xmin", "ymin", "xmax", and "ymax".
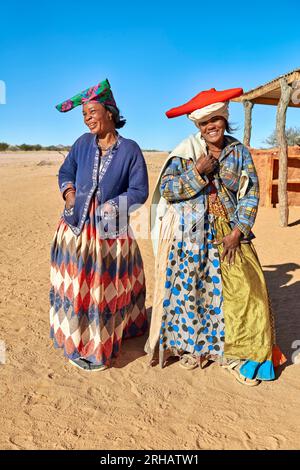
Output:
[
  {"xmin": 56, "ymin": 78, "xmax": 117, "ymax": 113},
  {"xmin": 165, "ymin": 87, "xmax": 243, "ymax": 127}
]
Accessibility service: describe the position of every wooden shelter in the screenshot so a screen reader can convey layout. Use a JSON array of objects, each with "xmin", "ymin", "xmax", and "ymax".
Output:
[{"xmin": 232, "ymin": 68, "xmax": 300, "ymax": 226}]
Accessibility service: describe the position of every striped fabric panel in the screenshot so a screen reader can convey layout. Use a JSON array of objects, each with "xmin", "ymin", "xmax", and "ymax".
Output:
[
  {"xmin": 233, "ymin": 146, "xmax": 259, "ymax": 236},
  {"xmin": 160, "ymin": 157, "xmax": 208, "ymax": 202}
]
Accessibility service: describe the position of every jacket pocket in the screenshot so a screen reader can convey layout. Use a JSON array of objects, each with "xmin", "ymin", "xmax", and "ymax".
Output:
[{"xmin": 220, "ymin": 167, "xmax": 239, "ymax": 193}]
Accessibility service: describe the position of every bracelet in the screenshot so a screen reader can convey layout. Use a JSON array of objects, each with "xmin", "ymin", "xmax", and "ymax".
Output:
[
  {"xmin": 63, "ymin": 188, "xmax": 75, "ymax": 200},
  {"xmin": 63, "ymin": 190, "xmax": 75, "ymax": 201}
]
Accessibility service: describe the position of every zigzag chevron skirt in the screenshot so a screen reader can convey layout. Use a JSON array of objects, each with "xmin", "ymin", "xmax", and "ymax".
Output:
[{"xmin": 49, "ymin": 199, "xmax": 147, "ymax": 366}]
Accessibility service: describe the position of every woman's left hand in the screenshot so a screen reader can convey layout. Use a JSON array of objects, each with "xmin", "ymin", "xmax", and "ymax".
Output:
[
  {"xmin": 217, "ymin": 228, "xmax": 243, "ymax": 265},
  {"xmin": 101, "ymin": 202, "xmax": 117, "ymax": 219}
]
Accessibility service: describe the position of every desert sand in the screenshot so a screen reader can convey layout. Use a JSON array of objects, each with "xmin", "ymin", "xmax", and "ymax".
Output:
[{"xmin": 0, "ymin": 150, "xmax": 299, "ymax": 450}]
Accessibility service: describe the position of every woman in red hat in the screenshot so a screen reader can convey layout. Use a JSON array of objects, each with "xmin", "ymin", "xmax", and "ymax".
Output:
[{"xmin": 145, "ymin": 87, "xmax": 285, "ymax": 386}]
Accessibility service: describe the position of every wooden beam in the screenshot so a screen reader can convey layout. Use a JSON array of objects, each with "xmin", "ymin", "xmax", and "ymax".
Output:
[
  {"xmin": 232, "ymin": 70, "xmax": 300, "ymax": 103},
  {"xmin": 276, "ymin": 78, "xmax": 292, "ymax": 227},
  {"xmin": 249, "ymin": 97, "xmax": 279, "ymax": 106},
  {"xmin": 258, "ymin": 98, "xmax": 300, "ymax": 107},
  {"xmin": 243, "ymin": 101, "xmax": 254, "ymax": 146},
  {"xmin": 234, "ymin": 96, "xmax": 300, "ymax": 107}
]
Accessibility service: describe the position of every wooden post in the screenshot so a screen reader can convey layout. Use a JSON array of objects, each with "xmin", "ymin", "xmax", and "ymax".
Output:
[
  {"xmin": 243, "ymin": 100, "xmax": 254, "ymax": 146},
  {"xmin": 276, "ymin": 78, "xmax": 292, "ymax": 227}
]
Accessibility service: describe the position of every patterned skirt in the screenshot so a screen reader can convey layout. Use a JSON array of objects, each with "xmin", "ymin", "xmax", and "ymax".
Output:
[
  {"xmin": 50, "ymin": 198, "xmax": 147, "ymax": 367},
  {"xmin": 146, "ymin": 198, "xmax": 286, "ymax": 380}
]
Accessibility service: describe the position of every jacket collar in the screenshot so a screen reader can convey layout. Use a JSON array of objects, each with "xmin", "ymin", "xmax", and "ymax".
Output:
[
  {"xmin": 92, "ymin": 132, "xmax": 123, "ymax": 150},
  {"xmin": 219, "ymin": 135, "xmax": 241, "ymax": 162}
]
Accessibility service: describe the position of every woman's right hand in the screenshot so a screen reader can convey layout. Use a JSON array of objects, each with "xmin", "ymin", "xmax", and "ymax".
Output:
[
  {"xmin": 65, "ymin": 191, "xmax": 76, "ymax": 210},
  {"xmin": 195, "ymin": 154, "xmax": 218, "ymax": 176}
]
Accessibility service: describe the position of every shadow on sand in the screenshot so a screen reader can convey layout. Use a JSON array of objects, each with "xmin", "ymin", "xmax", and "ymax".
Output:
[
  {"xmin": 115, "ymin": 264, "xmax": 300, "ymax": 372},
  {"xmin": 113, "ymin": 307, "xmax": 152, "ymax": 369},
  {"xmin": 288, "ymin": 218, "xmax": 300, "ymax": 227},
  {"xmin": 263, "ymin": 263, "xmax": 300, "ymax": 368}
]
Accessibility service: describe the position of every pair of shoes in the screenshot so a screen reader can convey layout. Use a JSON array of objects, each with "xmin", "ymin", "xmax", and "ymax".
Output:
[
  {"xmin": 221, "ymin": 359, "xmax": 260, "ymax": 387},
  {"xmin": 179, "ymin": 354, "xmax": 200, "ymax": 370},
  {"xmin": 69, "ymin": 358, "xmax": 108, "ymax": 372}
]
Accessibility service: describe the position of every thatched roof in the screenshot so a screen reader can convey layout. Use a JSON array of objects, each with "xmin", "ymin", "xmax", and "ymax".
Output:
[{"xmin": 232, "ymin": 68, "xmax": 300, "ymax": 107}]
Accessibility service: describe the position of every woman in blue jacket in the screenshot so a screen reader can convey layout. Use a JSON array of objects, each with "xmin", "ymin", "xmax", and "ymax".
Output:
[{"xmin": 50, "ymin": 79, "xmax": 149, "ymax": 371}]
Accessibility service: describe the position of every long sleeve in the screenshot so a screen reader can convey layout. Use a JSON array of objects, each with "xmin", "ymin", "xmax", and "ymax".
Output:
[
  {"xmin": 58, "ymin": 144, "xmax": 78, "ymax": 194},
  {"xmin": 160, "ymin": 156, "xmax": 209, "ymax": 202},
  {"xmin": 105, "ymin": 145, "xmax": 149, "ymax": 214},
  {"xmin": 234, "ymin": 147, "xmax": 259, "ymax": 237}
]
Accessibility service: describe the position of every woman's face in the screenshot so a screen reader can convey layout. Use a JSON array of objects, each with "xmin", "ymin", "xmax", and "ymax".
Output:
[
  {"xmin": 82, "ymin": 102, "xmax": 115, "ymax": 135},
  {"xmin": 199, "ymin": 116, "xmax": 226, "ymax": 146}
]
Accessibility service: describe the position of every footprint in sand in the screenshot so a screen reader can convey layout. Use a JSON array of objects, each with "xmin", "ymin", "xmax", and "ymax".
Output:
[
  {"xmin": 9, "ymin": 434, "xmax": 34, "ymax": 449},
  {"xmin": 259, "ymin": 434, "xmax": 287, "ymax": 450},
  {"xmin": 129, "ymin": 380, "xmax": 143, "ymax": 399},
  {"xmin": 242, "ymin": 431, "xmax": 287, "ymax": 450}
]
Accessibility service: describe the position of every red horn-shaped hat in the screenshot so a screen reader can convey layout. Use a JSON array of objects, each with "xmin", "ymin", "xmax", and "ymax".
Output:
[{"xmin": 165, "ymin": 87, "xmax": 243, "ymax": 118}]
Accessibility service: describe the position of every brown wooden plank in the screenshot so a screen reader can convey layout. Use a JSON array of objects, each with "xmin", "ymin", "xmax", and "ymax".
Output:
[
  {"xmin": 265, "ymin": 155, "xmax": 274, "ymax": 207},
  {"xmin": 232, "ymin": 69, "xmax": 300, "ymax": 103},
  {"xmin": 276, "ymin": 78, "xmax": 292, "ymax": 226},
  {"xmin": 271, "ymin": 179, "xmax": 300, "ymax": 184}
]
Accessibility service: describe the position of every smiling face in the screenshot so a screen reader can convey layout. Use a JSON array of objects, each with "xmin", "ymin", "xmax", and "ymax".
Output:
[
  {"xmin": 198, "ymin": 116, "xmax": 226, "ymax": 147},
  {"xmin": 82, "ymin": 101, "xmax": 115, "ymax": 136}
]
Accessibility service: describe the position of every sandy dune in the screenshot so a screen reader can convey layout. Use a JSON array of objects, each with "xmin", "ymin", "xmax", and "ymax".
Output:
[{"xmin": 0, "ymin": 150, "xmax": 299, "ymax": 450}]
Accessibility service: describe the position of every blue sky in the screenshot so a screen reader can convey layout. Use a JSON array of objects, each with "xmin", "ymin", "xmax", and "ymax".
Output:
[{"xmin": 0, "ymin": 0, "xmax": 299, "ymax": 150}]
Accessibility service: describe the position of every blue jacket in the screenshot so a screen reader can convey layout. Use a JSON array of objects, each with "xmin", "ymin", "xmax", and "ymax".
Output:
[{"xmin": 58, "ymin": 133, "xmax": 149, "ymax": 235}]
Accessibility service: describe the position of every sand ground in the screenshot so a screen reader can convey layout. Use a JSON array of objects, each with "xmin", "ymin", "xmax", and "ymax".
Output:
[{"xmin": 0, "ymin": 151, "xmax": 299, "ymax": 450}]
